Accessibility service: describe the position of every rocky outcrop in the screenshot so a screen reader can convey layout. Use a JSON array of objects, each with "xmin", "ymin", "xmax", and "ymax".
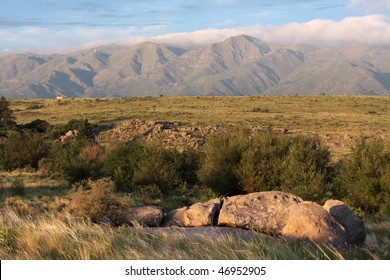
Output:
[
  {"xmin": 217, "ymin": 192, "xmax": 302, "ymax": 234},
  {"xmin": 282, "ymin": 202, "xmax": 346, "ymax": 248},
  {"xmin": 163, "ymin": 198, "xmax": 221, "ymax": 227},
  {"xmin": 124, "ymin": 192, "xmax": 365, "ymax": 248},
  {"xmin": 323, "ymin": 200, "xmax": 366, "ymax": 246},
  {"xmin": 97, "ymin": 119, "xmax": 295, "ymax": 151},
  {"xmin": 129, "ymin": 205, "xmax": 164, "ymax": 227}
]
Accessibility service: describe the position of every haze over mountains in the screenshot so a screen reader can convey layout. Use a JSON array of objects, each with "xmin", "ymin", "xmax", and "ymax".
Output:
[{"xmin": 1, "ymin": 35, "xmax": 390, "ymax": 99}]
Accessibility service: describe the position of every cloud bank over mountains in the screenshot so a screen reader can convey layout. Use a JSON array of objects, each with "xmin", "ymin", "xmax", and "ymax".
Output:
[
  {"xmin": 2, "ymin": 14, "xmax": 389, "ymax": 55},
  {"xmin": 145, "ymin": 15, "xmax": 390, "ymax": 48}
]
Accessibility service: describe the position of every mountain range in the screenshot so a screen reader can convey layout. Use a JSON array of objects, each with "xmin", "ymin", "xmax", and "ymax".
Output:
[{"xmin": 1, "ymin": 35, "xmax": 390, "ymax": 99}]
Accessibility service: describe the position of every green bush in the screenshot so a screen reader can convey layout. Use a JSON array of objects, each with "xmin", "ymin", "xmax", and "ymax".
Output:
[
  {"xmin": 197, "ymin": 129, "xmax": 249, "ymax": 195},
  {"xmin": 102, "ymin": 142, "xmax": 144, "ymax": 192},
  {"xmin": 132, "ymin": 144, "xmax": 181, "ymax": 193},
  {"xmin": 23, "ymin": 119, "xmax": 50, "ymax": 133},
  {"xmin": 280, "ymin": 136, "xmax": 334, "ymax": 202},
  {"xmin": 64, "ymin": 144, "xmax": 106, "ymax": 183},
  {"xmin": 338, "ymin": 139, "xmax": 390, "ymax": 215},
  {"xmin": 0, "ymin": 131, "xmax": 50, "ymax": 170},
  {"xmin": 199, "ymin": 129, "xmax": 334, "ymax": 200},
  {"xmin": 235, "ymin": 132, "xmax": 290, "ymax": 193}
]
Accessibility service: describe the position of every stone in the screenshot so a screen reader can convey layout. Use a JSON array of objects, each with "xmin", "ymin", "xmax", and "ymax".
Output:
[
  {"xmin": 282, "ymin": 201, "xmax": 346, "ymax": 247},
  {"xmin": 129, "ymin": 206, "xmax": 165, "ymax": 227},
  {"xmin": 163, "ymin": 198, "xmax": 221, "ymax": 227},
  {"xmin": 217, "ymin": 191, "xmax": 302, "ymax": 234},
  {"xmin": 323, "ymin": 200, "xmax": 366, "ymax": 246},
  {"xmin": 162, "ymin": 206, "xmax": 189, "ymax": 227},
  {"xmin": 138, "ymin": 227, "xmax": 260, "ymax": 242}
]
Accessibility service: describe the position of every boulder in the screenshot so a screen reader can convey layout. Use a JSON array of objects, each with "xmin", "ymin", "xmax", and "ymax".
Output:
[
  {"xmin": 162, "ymin": 206, "xmax": 189, "ymax": 227},
  {"xmin": 129, "ymin": 206, "xmax": 165, "ymax": 227},
  {"xmin": 282, "ymin": 201, "xmax": 346, "ymax": 248},
  {"xmin": 217, "ymin": 191, "xmax": 302, "ymax": 234},
  {"xmin": 323, "ymin": 200, "xmax": 366, "ymax": 246},
  {"xmin": 138, "ymin": 227, "xmax": 260, "ymax": 242},
  {"xmin": 163, "ymin": 198, "xmax": 221, "ymax": 227}
]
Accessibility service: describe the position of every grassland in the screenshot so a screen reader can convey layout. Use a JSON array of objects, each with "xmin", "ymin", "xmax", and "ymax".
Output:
[
  {"xmin": 1, "ymin": 95, "xmax": 390, "ymax": 260},
  {"xmin": 10, "ymin": 95, "xmax": 390, "ymax": 157}
]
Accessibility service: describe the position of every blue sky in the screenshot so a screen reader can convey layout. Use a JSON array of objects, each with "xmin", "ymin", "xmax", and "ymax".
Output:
[{"xmin": 1, "ymin": 0, "xmax": 390, "ymax": 54}]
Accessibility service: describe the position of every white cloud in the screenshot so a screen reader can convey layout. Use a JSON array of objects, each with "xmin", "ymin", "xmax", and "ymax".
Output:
[
  {"xmin": 350, "ymin": 0, "xmax": 390, "ymax": 9},
  {"xmin": 143, "ymin": 15, "xmax": 390, "ymax": 48},
  {"xmin": 1, "ymin": 15, "xmax": 390, "ymax": 54}
]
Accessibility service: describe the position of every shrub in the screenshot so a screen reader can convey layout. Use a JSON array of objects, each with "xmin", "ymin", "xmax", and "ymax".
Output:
[
  {"xmin": 23, "ymin": 119, "xmax": 50, "ymax": 133},
  {"xmin": 102, "ymin": 142, "xmax": 144, "ymax": 192},
  {"xmin": 198, "ymin": 129, "xmax": 250, "ymax": 195},
  {"xmin": 0, "ymin": 131, "xmax": 50, "ymax": 170},
  {"xmin": 280, "ymin": 136, "xmax": 334, "ymax": 202},
  {"xmin": 177, "ymin": 148, "xmax": 202, "ymax": 185},
  {"xmin": 132, "ymin": 144, "xmax": 181, "ymax": 193},
  {"xmin": 62, "ymin": 144, "xmax": 107, "ymax": 184},
  {"xmin": 235, "ymin": 133, "xmax": 290, "ymax": 193},
  {"xmin": 338, "ymin": 139, "xmax": 390, "ymax": 215},
  {"xmin": 68, "ymin": 178, "xmax": 132, "ymax": 225},
  {"xmin": 199, "ymin": 129, "xmax": 335, "ymax": 200},
  {"xmin": 136, "ymin": 184, "xmax": 162, "ymax": 204},
  {"xmin": 37, "ymin": 158, "xmax": 54, "ymax": 178}
]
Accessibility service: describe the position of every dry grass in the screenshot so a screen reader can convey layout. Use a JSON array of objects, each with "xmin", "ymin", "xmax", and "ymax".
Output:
[
  {"xmin": 10, "ymin": 96, "xmax": 390, "ymax": 158},
  {"xmin": 0, "ymin": 208, "xmax": 388, "ymax": 260}
]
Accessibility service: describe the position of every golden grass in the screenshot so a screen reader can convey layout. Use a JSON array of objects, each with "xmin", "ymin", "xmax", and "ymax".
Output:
[
  {"xmin": 0, "ymin": 208, "xmax": 388, "ymax": 260},
  {"xmin": 10, "ymin": 95, "xmax": 390, "ymax": 158}
]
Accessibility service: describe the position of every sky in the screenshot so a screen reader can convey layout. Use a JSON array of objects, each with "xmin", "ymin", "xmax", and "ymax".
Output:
[{"xmin": 1, "ymin": 0, "xmax": 390, "ymax": 54}]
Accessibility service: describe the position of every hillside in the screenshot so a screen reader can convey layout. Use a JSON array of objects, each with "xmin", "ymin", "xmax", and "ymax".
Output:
[{"xmin": 1, "ymin": 35, "xmax": 390, "ymax": 98}]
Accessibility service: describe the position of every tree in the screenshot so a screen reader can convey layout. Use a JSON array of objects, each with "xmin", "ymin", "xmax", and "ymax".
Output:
[{"xmin": 0, "ymin": 96, "xmax": 17, "ymax": 135}]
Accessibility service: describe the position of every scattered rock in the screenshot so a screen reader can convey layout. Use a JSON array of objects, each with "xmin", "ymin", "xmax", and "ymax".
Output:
[
  {"xmin": 163, "ymin": 198, "xmax": 221, "ymax": 227},
  {"xmin": 323, "ymin": 200, "xmax": 366, "ymax": 246},
  {"xmin": 282, "ymin": 201, "xmax": 346, "ymax": 248},
  {"xmin": 59, "ymin": 130, "xmax": 78, "ymax": 143},
  {"xmin": 217, "ymin": 192, "xmax": 302, "ymax": 234},
  {"xmin": 128, "ymin": 205, "xmax": 165, "ymax": 227}
]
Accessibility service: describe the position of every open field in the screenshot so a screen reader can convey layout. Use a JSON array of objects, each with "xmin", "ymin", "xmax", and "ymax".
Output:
[
  {"xmin": 2, "ymin": 95, "xmax": 390, "ymax": 260},
  {"xmin": 10, "ymin": 95, "xmax": 390, "ymax": 157}
]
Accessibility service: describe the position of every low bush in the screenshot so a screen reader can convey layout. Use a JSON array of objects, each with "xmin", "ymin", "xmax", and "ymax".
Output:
[
  {"xmin": 102, "ymin": 142, "xmax": 144, "ymax": 192},
  {"xmin": 197, "ymin": 128, "xmax": 249, "ymax": 195},
  {"xmin": 132, "ymin": 144, "xmax": 182, "ymax": 193},
  {"xmin": 338, "ymin": 139, "xmax": 390, "ymax": 215},
  {"xmin": 0, "ymin": 131, "xmax": 50, "ymax": 170},
  {"xmin": 199, "ymin": 129, "xmax": 335, "ymax": 202},
  {"xmin": 280, "ymin": 136, "xmax": 335, "ymax": 202},
  {"xmin": 23, "ymin": 119, "xmax": 50, "ymax": 133},
  {"xmin": 68, "ymin": 178, "xmax": 133, "ymax": 225}
]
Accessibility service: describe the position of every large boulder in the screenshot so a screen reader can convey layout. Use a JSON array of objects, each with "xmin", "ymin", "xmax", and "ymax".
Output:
[
  {"xmin": 128, "ymin": 206, "xmax": 165, "ymax": 227},
  {"xmin": 323, "ymin": 200, "xmax": 366, "ymax": 246},
  {"xmin": 282, "ymin": 201, "xmax": 346, "ymax": 247},
  {"xmin": 138, "ymin": 227, "xmax": 260, "ymax": 242},
  {"xmin": 162, "ymin": 198, "xmax": 221, "ymax": 227},
  {"xmin": 217, "ymin": 192, "xmax": 302, "ymax": 234}
]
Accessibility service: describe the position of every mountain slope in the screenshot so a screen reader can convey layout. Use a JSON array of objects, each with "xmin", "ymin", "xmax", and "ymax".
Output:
[{"xmin": 0, "ymin": 35, "xmax": 389, "ymax": 98}]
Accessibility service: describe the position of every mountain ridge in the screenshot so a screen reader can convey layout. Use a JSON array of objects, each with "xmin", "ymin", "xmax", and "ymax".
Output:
[{"xmin": 1, "ymin": 35, "xmax": 389, "ymax": 98}]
